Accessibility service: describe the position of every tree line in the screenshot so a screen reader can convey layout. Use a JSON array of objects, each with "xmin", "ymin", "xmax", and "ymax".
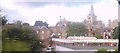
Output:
[{"xmin": 1, "ymin": 14, "xmax": 46, "ymax": 53}]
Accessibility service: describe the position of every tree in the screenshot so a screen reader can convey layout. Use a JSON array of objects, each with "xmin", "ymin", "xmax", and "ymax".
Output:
[
  {"xmin": 0, "ymin": 10, "xmax": 7, "ymax": 26},
  {"xmin": 43, "ymin": 22, "xmax": 48, "ymax": 27},
  {"xmin": 0, "ymin": 15, "xmax": 7, "ymax": 26},
  {"xmin": 92, "ymin": 28, "xmax": 103, "ymax": 35},
  {"xmin": 112, "ymin": 26, "xmax": 119, "ymax": 39},
  {"xmin": 95, "ymin": 34, "xmax": 103, "ymax": 39},
  {"xmin": 14, "ymin": 21, "xmax": 22, "ymax": 25},
  {"xmin": 34, "ymin": 21, "xmax": 43, "ymax": 26},
  {"xmin": 23, "ymin": 23, "xmax": 30, "ymax": 26},
  {"xmin": 2, "ymin": 23, "xmax": 45, "ymax": 51},
  {"xmin": 118, "ymin": 0, "xmax": 120, "ymax": 5},
  {"xmin": 67, "ymin": 22, "xmax": 88, "ymax": 36},
  {"xmin": 34, "ymin": 20, "xmax": 48, "ymax": 27},
  {"xmin": 51, "ymin": 35, "xmax": 59, "ymax": 38}
]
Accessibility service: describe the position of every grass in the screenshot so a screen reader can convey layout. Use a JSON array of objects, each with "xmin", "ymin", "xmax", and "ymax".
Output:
[{"xmin": 2, "ymin": 40, "xmax": 30, "ymax": 51}]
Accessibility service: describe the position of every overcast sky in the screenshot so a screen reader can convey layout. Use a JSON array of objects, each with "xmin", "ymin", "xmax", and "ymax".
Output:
[{"xmin": 1, "ymin": 0, "xmax": 118, "ymax": 26}]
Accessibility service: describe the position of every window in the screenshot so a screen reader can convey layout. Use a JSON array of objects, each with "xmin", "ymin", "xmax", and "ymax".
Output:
[
  {"xmin": 47, "ymin": 31, "xmax": 50, "ymax": 34},
  {"xmin": 36, "ymin": 31, "xmax": 39, "ymax": 34},
  {"xmin": 64, "ymin": 24, "xmax": 67, "ymax": 26},
  {"xmin": 58, "ymin": 33, "xmax": 60, "ymax": 35},
  {"xmin": 41, "ymin": 36, "xmax": 44, "ymax": 39},
  {"xmin": 42, "ymin": 31, "xmax": 44, "ymax": 34}
]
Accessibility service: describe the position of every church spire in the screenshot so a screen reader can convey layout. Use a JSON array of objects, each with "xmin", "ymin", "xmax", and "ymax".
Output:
[
  {"xmin": 89, "ymin": 5, "xmax": 95, "ymax": 16},
  {"xmin": 59, "ymin": 16, "xmax": 62, "ymax": 21}
]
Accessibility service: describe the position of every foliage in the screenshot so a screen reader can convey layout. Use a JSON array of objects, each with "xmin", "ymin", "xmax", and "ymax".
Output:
[
  {"xmin": 112, "ymin": 26, "xmax": 119, "ymax": 39},
  {"xmin": 2, "ymin": 24, "xmax": 45, "ymax": 51},
  {"xmin": 95, "ymin": 48, "xmax": 108, "ymax": 53},
  {"xmin": 67, "ymin": 22, "xmax": 88, "ymax": 36},
  {"xmin": 95, "ymin": 34, "xmax": 103, "ymax": 39},
  {"xmin": 34, "ymin": 20, "xmax": 48, "ymax": 27},
  {"xmin": 43, "ymin": 22, "xmax": 48, "ymax": 27},
  {"xmin": 22, "ymin": 23, "xmax": 30, "ymax": 26},
  {"xmin": 95, "ymin": 48, "xmax": 118, "ymax": 53},
  {"xmin": 52, "ymin": 35, "xmax": 59, "ymax": 38},
  {"xmin": 0, "ymin": 16, "xmax": 7, "ymax": 26},
  {"xmin": 118, "ymin": 0, "xmax": 120, "ymax": 5}
]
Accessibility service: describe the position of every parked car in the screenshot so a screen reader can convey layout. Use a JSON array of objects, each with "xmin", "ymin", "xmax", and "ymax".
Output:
[{"xmin": 46, "ymin": 47, "xmax": 54, "ymax": 52}]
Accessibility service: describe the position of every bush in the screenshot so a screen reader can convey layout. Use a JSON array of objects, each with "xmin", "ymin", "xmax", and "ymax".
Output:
[
  {"xmin": 95, "ymin": 34, "xmax": 102, "ymax": 39},
  {"xmin": 95, "ymin": 48, "xmax": 108, "ymax": 53}
]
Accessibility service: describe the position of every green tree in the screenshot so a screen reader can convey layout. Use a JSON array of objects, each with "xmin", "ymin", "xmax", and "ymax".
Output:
[
  {"xmin": 43, "ymin": 22, "xmax": 48, "ymax": 27},
  {"xmin": 0, "ymin": 10, "xmax": 5, "ymax": 27},
  {"xmin": 2, "ymin": 23, "xmax": 45, "ymax": 51},
  {"xmin": 112, "ymin": 26, "xmax": 119, "ymax": 39},
  {"xmin": 23, "ymin": 23, "xmax": 30, "ymax": 26},
  {"xmin": 67, "ymin": 22, "xmax": 88, "ymax": 36},
  {"xmin": 52, "ymin": 35, "xmax": 59, "ymax": 38},
  {"xmin": 0, "ymin": 16, "xmax": 7, "ymax": 26},
  {"xmin": 34, "ymin": 20, "xmax": 48, "ymax": 27},
  {"xmin": 95, "ymin": 34, "xmax": 103, "ymax": 39},
  {"xmin": 0, "ymin": 10, "xmax": 7, "ymax": 26},
  {"xmin": 34, "ymin": 21, "xmax": 43, "ymax": 26}
]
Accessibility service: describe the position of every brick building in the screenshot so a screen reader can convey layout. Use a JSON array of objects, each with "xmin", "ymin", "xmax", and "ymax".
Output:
[
  {"xmin": 33, "ymin": 25, "xmax": 53, "ymax": 47},
  {"xmin": 51, "ymin": 17, "xmax": 69, "ymax": 39}
]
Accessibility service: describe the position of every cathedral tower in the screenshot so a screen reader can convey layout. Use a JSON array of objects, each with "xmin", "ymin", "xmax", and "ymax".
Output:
[
  {"xmin": 87, "ymin": 5, "xmax": 97, "ymax": 36},
  {"xmin": 87, "ymin": 5, "xmax": 97, "ymax": 24}
]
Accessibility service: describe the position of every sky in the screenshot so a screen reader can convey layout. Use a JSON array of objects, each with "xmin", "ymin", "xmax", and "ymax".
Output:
[{"xmin": 1, "ymin": 0, "xmax": 118, "ymax": 26}]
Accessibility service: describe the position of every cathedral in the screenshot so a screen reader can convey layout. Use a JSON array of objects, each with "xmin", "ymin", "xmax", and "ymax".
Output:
[{"xmin": 83, "ymin": 5, "xmax": 105, "ymax": 37}]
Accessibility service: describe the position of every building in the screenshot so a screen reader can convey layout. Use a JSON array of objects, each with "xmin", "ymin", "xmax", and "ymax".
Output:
[
  {"xmin": 52, "ymin": 37, "xmax": 118, "ymax": 47},
  {"xmin": 107, "ymin": 19, "xmax": 118, "ymax": 29},
  {"xmin": 32, "ymin": 25, "xmax": 53, "ymax": 47},
  {"xmin": 51, "ymin": 5, "xmax": 106, "ymax": 38},
  {"xmin": 37, "ymin": 25, "xmax": 53, "ymax": 40},
  {"xmin": 51, "ymin": 16, "xmax": 69, "ymax": 39},
  {"xmin": 83, "ymin": 5, "xmax": 105, "ymax": 36}
]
